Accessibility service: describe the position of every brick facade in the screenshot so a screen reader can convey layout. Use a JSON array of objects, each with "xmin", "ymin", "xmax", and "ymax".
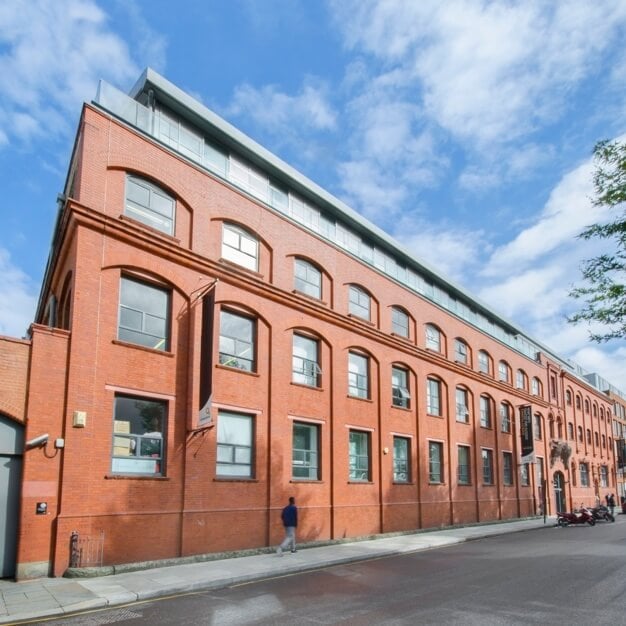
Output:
[{"xmin": 5, "ymin": 71, "xmax": 619, "ymax": 579}]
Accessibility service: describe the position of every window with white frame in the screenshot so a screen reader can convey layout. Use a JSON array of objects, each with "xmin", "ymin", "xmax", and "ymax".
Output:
[
  {"xmin": 391, "ymin": 306, "xmax": 409, "ymax": 337},
  {"xmin": 580, "ymin": 462, "xmax": 589, "ymax": 487},
  {"xmin": 536, "ymin": 457, "xmax": 544, "ymax": 487},
  {"xmin": 503, "ymin": 452, "xmax": 513, "ymax": 485},
  {"xmin": 480, "ymin": 395, "xmax": 492, "ymax": 428},
  {"xmin": 427, "ymin": 378, "xmax": 441, "ymax": 416},
  {"xmin": 498, "ymin": 361, "xmax": 510, "ymax": 383},
  {"xmin": 393, "ymin": 436, "xmax": 410, "ymax": 482},
  {"xmin": 222, "ymin": 223, "xmax": 258, "ymax": 271},
  {"xmin": 118, "ymin": 276, "xmax": 170, "ymax": 351},
  {"xmin": 111, "ymin": 395, "xmax": 166, "ymax": 476},
  {"xmin": 292, "ymin": 334, "xmax": 321, "ymax": 387},
  {"xmin": 294, "ymin": 258, "xmax": 321, "ymax": 299},
  {"xmin": 454, "ymin": 339, "xmax": 468, "ymax": 364},
  {"xmin": 392, "ymin": 366, "xmax": 410, "ymax": 409},
  {"xmin": 534, "ymin": 413, "xmax": 542, "ymax": 440},
  {"xmin": 349, "ymin": 430, "xmax": 370, "ymax": 481},
  {"xmin": 349, "ymin": 285, "xmax": 371, "ymax": 320},
  {"xmin": 516, "ymin": 369, "xmax": 527, "ymax": 390},
  {"xmin": 425, "ymin": 324, "xmax": 442, "ymax": 352},
  {"xmin": 457, "ymin": 445, "xmax": 471, "ymax": 485},
  {"xmin": 520, "ymin": 463, "xmax": 529, "ymax": 486},
  {"xmin": 292, "ymin": 422, "xmax": 319, "ymax": 480},
  {"xmin": 478, "ymin": 350, "xmax": 490, "ymax": 374},
  {"xmin": 531, "ymin": 377, "xmax": 541, "ymax": 396},
  {"xmin": 482, "ymin": 449, "xmax": 494, "ymax": 485},
  {"xmin": 219, "ymin": 310, "xmax": 255, "ymax": 371},
  {"xmin": 348, "ymin": 352, "xmax": 369, "ymax": 399},
  {"xmin": 500, "ymin": 402, "xmax": 511, "ymax": 433},
  {"xmin": 216, "ymin": 411, "xmax": 253, "ymax": 477},
  {"xmin": 125, "ymin": 175, "xmax": 175, "ymax": 235},
  {"xmin": 600, "ymin": 465, "xmax": 608, "ymax": 488},
  {"xmin": 456, "ymin": 387, "xmax": 469, "ymax": 423},
  {"xmin": 429, "ymin": 441, "xmax": 444, "ymax": 483}
]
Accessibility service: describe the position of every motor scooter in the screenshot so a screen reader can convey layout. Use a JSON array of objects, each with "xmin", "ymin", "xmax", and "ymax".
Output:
[
  {"xmin": 589, "ymin": 504, "xmax": 615, "ymax": 523},
  {"xmin": 556, "ymin": 507, "xmax": 595, "ymax": 527}
]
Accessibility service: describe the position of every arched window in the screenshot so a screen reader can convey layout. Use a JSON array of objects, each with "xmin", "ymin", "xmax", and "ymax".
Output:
[
  {"xmin": 498, "ymin": 360, "xmax": 511, "ymax": 383},
  {"xmin": 125, "ymin": 174, "xmax": 175, "ymax": 235},
  {"xmin": 567, "ymin": 422, "xmax": 574, "ymax": 440},
  {"xmin": 478, "ymin": 350, "xmax": 492, "ymax": 375},
  {"xmin": 222, "ymin": 223, "xmax": 259, "ymax": 271},
  {"xmin": 391, "ymin": 306, "xmax": 410, "ymax": 338},
  {"xmin": 566, "ymin": 390, "xmax": 572, "ymax": 405},
  {"xmin": 454, "ymin": 338, "xmax": 469, "ymax": 365},
  {"xmin": 516, "ymin": 369, "xmax": 527, "ymax": 390},
  {"xmin": 294, "ymin": 258, "xmax": 322, "ymax": 299},
  {"xmin": 348, "ymin": 285, "xmax": 371, "ymax": 321},
  {"xmin": 577, "ymin": 426, "xmax": 583, "ymax": 442},
  {"xmin": 425, "ymin": 324, "xmax": 443, "ymax": 353}
]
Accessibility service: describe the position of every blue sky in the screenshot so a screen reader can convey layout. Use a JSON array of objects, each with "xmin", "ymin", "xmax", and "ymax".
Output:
[{"xmin": 2, "ymin": 0, "xmax": 626, "ymax": 391}]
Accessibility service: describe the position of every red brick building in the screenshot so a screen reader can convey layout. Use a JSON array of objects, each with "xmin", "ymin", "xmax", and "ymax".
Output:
[{"xmin": 0, "ymin": 69, "xmax": 620, "ymax": 579}]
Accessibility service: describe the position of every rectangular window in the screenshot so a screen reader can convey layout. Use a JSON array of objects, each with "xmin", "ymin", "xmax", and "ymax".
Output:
[
  {"xmin": 294, "ymin": 259, "xmax": 321, "ymax": 299},
  {"xmin": 216, "ymin": 411, "xmax": 253, "ymax": 477},
  {"xmin": 456, "ymin": 388, "xmax": 469, "ymax": 423},
  {"xmin": 500, "ymin": 403, "xmax": 511, "ymax": 433},
  {"xmin": 498, "ymin": 361, "xmax": 509, "ymax": 382},
  {"xmin": 429, "ymin": 441, "xmax": 444, "ymax": 483},
  {"xmin": 534, "ymin": 414, "xmax": 542, "ymax": 440},
  {"xmin": 480, "ymin": 396, "xmax": 492, "ymax": 428},
  {"xmin": 425, "ymin": 325, "xmax": 441, "ymax": 351},
  {"xmin": 219, "ymin": 310, "xmax": 255, "ymax": 371},
  {"xmin": 600, "ymin": 465, "xmax": 608, "ymax": 488},
  {"xmin": 392, "ymin": 307, "xmax": 409, "ymax": 337},
  {"xmin": 580, "ymin": 462, "xmax": 589, "ymax": 487},
  {"xmin": 348, "ymin": 352, "xmax": 369, "ymax": 399},
  {"xmin": 503, "ymin": 452, "xmax": 513, "ymax": 485},
  {"xmin": 125, "ymin": 175, "xmax": 175, "ymax": 235},
  {"xmin": 454, "ymin": 339, "xmax": 468, "ymax": 364},
  {"xmin": 392, "ymin": 366, "xmax": 410, "ymax": 408},
  {"xmin": 349, "ymin": 430, "xmax": 370, "ymax": 481},
  {"xmin": 482, "ymin": 449, "xmax": 494, "ymax": 485},
  {"xmin": 536, "ymin": 457, "xmax": 544, "ymax": 486},
  {"xmin": 292, "ymin": 422, "xmax": 319, "ymax": 480},
  {"xmin": 118, "ymin": 276, "xmax": 170, "ymax": 351},
  {"xmin": 111, "ymin": 395, "xmax": 166, "ymax": 476},
  {"xmin": 520, "ymin": 463, "xmax": 529, "ymax": 486},
  {"xmin": 292, "ymin": 334, "xmax": 320, "ymax": 387},
  {"xmin": 427, "ymin": 379, "xmax": 441, "ymax": 416},
  {"xmin": 393, "ymin": 436, "xmax": 410, "ymax": 482},
  {"xmin": 349, "ymin": 285, "xmax": 371, "ymax": 320},
  {"xmin": 457, "ymin": 445, "xmax": 471, "ymax": 485},
  {"xmin": 222, "ymin": 223, "xmax": 258, "ymax": 271}
]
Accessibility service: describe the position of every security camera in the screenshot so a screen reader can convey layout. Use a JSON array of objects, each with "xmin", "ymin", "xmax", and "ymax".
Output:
[{"xmin": 25, "ymin": 434, "xmax": 49, "ymax": 449}]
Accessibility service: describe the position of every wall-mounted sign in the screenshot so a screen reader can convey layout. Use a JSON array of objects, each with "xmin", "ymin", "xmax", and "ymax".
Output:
[{"xmin": 519, "ymin": 405, "xmax": 535, "ymax": 464}]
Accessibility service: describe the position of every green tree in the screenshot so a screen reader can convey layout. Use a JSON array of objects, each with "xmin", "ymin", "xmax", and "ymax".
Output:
[{"xmin": 569, "ymin": 140, "xmax": 626, "ymax": 341}]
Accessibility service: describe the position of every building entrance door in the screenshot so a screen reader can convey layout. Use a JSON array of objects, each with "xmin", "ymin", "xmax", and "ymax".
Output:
[
  {"xmin": 0, "ymin": 415, "xmax": 24, "ymax": 578},
  {"xmin": 554, "ymin": 471, "xmax": 566, "ymax": 514}
]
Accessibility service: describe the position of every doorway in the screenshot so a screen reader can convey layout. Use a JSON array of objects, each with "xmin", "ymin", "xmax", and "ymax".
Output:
[
  {"xmin": 0, "ymin": 415, "xmax": 24, "ymax": 578},
  {"xmin": 553, "ymin": 471, "xmax": 566, "ymax": 513}
]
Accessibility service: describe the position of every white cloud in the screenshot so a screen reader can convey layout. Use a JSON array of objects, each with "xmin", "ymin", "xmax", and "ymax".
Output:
[
  {"xmin": 0, "ymin": 248, "xmax": 37, "ymax": 338},
  {"xmin": 0, "ymin": 0, "xmax": 140, "ymax": 147},
  {"xmin": 227, "ymin": 81, "xmax": 337, "ymax": 133},
  {"xmin": 330, "ymin": 0, "xmax": 626, "ymax": 149}
]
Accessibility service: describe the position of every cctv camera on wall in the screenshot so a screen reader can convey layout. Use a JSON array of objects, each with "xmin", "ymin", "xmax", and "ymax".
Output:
[{"xmin": 25, "ymin": 434, "xmax": 49, "ymax": 450}]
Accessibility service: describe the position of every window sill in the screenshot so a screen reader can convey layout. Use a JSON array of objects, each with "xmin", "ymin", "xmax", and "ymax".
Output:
[
  {"xmin": 391, "ymin": 404, "xmax": 412, "ymax": 412},
  {"xmin": 347, "ymin": 395, "xmax": 373, "ymax": 403},
  {"xmin": 215, "ymin": 364, "xmax": 260, "ymax": 377},
  {"xmin": 105, "ymin": 474, "xmax": 170, "ymax": 481},
  {"xmin": 119, "ymin": 214, "xmax": 181, "ymax": 244},
  {"xmin": 290, "ymin": 479, "xmax": 324, "ymax": 484},
  {"xmin": 348, "ymin": 480, "xmax": 373, "ymax": 485},
  {"xmin": 112, "ymin": 339, "xmax": 174, "ymax": 357},
  {"xmin": 480, "ymin": 425, "xmax": 493, "ymax": 430},
  {"xmin": 292, "ymin": 289, "xmax": 327, "ymax": 306},
  {"xmin": 428, "ymin": 481, "xmax": 445, "ymax": 486},
  {"xmin": 458, "ymin": 483, "xmax": 472, "ymax": 487},
  {"xmin": 456, "ymin": 418, "xmax": 470, "ymax": 424},
  {"xmin": 347, "ymin": 313, "xmax": 376, "ymax": 327},
  {"xmin": 390, "ymin": 332, "xmax": 412, "ymax": 343},
  {"xmin": 213, "ymin": 477, "xmax": 259, "ymax": 483},
  {"xmin": 392, "ymin": 481, "xmax": 414, "ymax": 486},
  {"xmin": 218, "ymin": 257, "xmax": 264, "ymax": 279},
  {"xmin": 291, "ymin": 382, "xmax": 323, "ymax": 392},
  {"xmin": 427, "ymin": 413, "xmax": 444, "ymax": 418}
]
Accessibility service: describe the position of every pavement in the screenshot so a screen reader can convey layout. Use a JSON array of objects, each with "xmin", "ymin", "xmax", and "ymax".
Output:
[{"xmin": 0, "ymin": 517, "xmax": 554, "ymax": 624}]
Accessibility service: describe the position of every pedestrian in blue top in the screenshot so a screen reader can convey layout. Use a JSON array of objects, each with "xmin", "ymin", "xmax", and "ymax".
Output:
[{"xmin": 277, "ymin": 497, "xmax": 298, "ymax": 556}]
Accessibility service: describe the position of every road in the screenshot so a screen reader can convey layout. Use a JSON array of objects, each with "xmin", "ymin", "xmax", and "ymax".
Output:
[{"xmin": 37, "ymin": 519, "xmax": 626, "ymax": 625}]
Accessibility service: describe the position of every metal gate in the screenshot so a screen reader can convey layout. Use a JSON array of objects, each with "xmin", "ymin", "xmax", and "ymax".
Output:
[{"xmin": 0, "ymin": 415, "xmax": 24, "ymax": 578}]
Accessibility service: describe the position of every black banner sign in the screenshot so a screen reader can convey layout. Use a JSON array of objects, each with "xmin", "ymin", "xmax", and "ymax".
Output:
[{"xmin": 519, "ymin": 405, "xmax": 534, "ymax": 464}]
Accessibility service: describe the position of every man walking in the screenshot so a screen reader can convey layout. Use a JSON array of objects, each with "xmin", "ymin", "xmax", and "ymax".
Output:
[{"xmin": 277, "ymin": 497, "xmax": 298, "ymax": 556}]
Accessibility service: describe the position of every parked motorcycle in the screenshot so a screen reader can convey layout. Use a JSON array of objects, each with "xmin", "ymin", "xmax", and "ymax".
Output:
[
  {"xmin": 589, "ymin": 504, "xmax": 615, "ymax": 523},
  {"xmin": 556, "ymin": 507, "xmax": 596, "ymax": 527}
]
